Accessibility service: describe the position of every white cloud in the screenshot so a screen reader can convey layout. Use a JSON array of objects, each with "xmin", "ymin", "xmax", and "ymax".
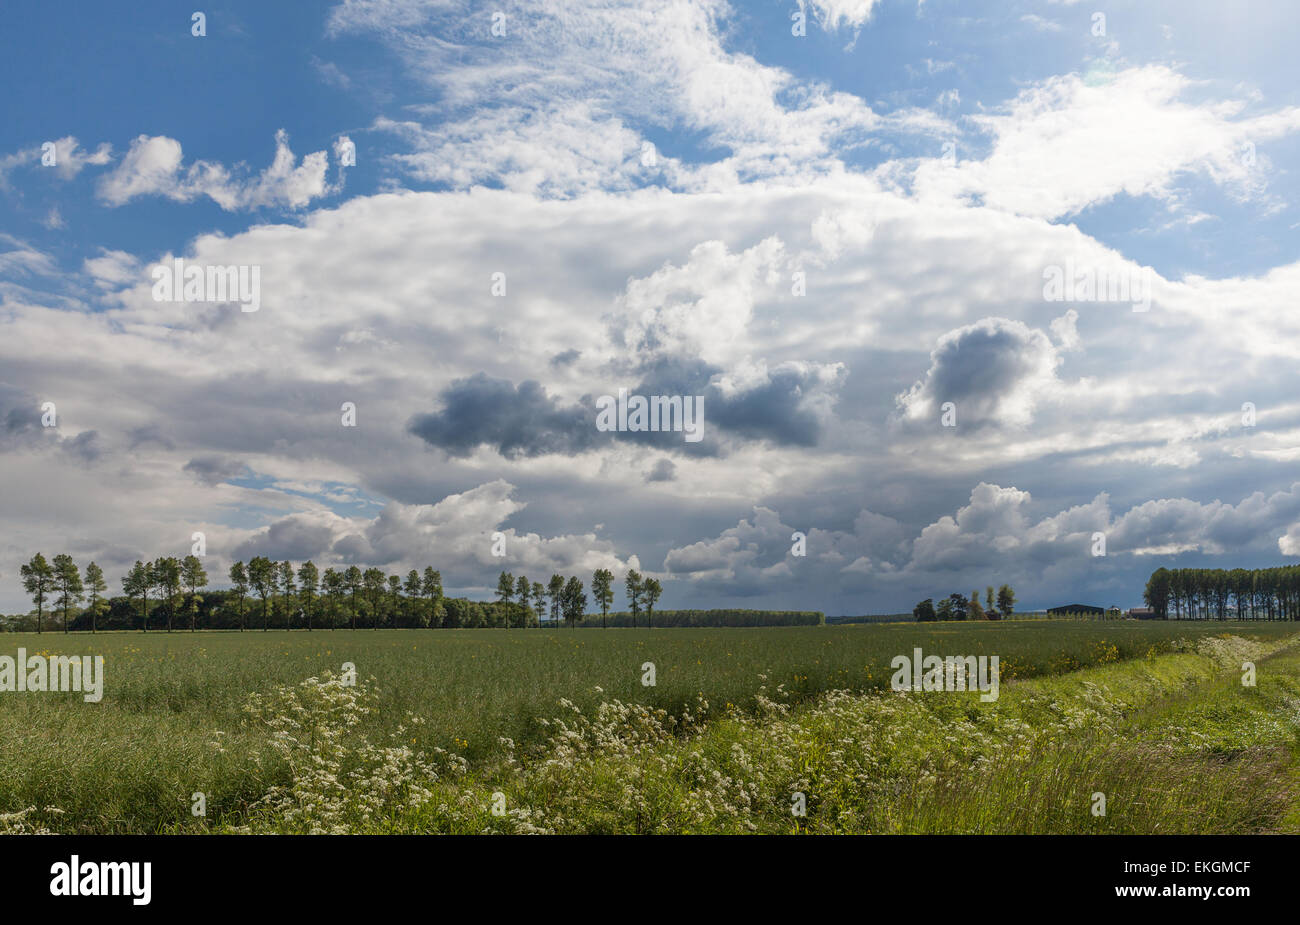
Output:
[
  {"xmin": 896, "ymin": 317, "xmax": 1064, "ymax": 428},
  {"xmin": 804, "ymin": 0, "xmax": 882, "ymax": 31},
  {"xmin": 1049, "ymin": 309, "xmax": 1081, "ymax": 352},
  {"xmin": 334, "ymin": 0, "xmax": 901, "ymax": 194},
  {"xmin": 0, "ymin": 136, "xmax": 112, "ymax": 189},
  {"xmin": 83, "ymin": 249, "xmax": 142, "ymax": 290},
  {"xmin": 915, "ymin": 65, "xmax": 1300, "ymax": 220},
  {"xmin": 97, "ymin": 130, "xmax": 333, "ymax": 211},
  {"xmin": 1020, "ymin": 14, "xmax": 1062, "ymax": 33},
  {"xmin": 0, "ymin": 235, "xmax": 58, "ymax": 278},
  {"xmin": 663, "ymin": 480, "xmax": 1300, "ymax": 594}
]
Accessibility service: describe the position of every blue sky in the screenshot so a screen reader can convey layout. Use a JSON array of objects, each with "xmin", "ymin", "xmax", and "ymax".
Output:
[{"xmin": 2, "ymin": 0, "xmax": 1300, "ymax": 615}]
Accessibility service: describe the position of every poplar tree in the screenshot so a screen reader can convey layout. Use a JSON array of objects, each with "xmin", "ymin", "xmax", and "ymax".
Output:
[
  {"xmin": 52, "ymin": 554, "xmax": 83, "ymax": 633},
  {"xmin": 298, "ymin": 561, "xmax": 320, "ymax": 631},
  {"xmin": 229, "ymin": 561, "xmax": 249, "ymax": 631},
  {"xmin": 181, "ymin": 555, "xmax": 207, "ymax": 631},
  {"xmin": 591, "ymin": 569, "xmax": 614, "ymax": 628},
  {"xmin": 642, "ymin": 577, "xmax": 662, "ymax": 628},
  {"xmin": 20, "ymin": 553, "xmax": 54, "ymax": 634},
  {"xmin": 625, "ymin": 569, "xmax": 643, "ymax": 628},
  {"xmin": 84, "ymin": 561, "xmax": 109, "ymax": 632}
]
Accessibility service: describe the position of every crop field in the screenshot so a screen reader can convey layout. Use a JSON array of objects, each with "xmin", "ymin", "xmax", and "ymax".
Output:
[{"xmin": 2, "ymin": 619, "xmax": 1298, "ymax": 834}]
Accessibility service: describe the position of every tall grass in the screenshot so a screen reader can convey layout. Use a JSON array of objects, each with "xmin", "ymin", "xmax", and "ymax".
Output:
[
  {"xmin": 1, "ymin": 621, "xmax": 1296, "ymax": 832},
  {"xmin": 370, "ymin": 638, "xmax": 1300, "ymax": 834}
]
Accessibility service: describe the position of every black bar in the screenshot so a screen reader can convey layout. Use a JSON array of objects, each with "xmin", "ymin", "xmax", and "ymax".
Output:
[{"xmin": 5, "ymin": 834, "xmax": 1286, "ymax": 911}]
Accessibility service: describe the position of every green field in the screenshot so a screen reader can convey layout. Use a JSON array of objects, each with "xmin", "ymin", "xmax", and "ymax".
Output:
[{"xmin": 2, "ymin": 620, "xmax": 1298, "ymax": 833}]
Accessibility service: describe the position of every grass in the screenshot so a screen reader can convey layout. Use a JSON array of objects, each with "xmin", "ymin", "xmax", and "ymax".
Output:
[
  {"xmin": 1, "ymin": 620, "xmax": 1298, "ymax": 833},
  {"xmin": 376, "ymin": 633, "xmax": 1300, "ymax": 834}
]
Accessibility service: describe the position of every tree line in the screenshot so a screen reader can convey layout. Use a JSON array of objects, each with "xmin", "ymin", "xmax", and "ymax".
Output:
[
  {"xmin": 500, "ymin": 567, "xmax": 661, "ymax": 629},
  {"xmin": 912, "ymin": 585, "xmax": 1016, "ymax": 622},
  {"xmin": 12, "ymin": 552, "xmax": 675, "ymax": 632},
  {"xmin": 1143, "ymin": 566, "xmax": 1300, "ymax": 620}
]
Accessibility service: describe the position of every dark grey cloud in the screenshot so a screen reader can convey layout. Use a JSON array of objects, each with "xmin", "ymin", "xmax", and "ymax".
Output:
[
  {"xmin": 183, "ymin": 454, "xmax": 248, "ymax": 485},
  {"xmin": 407, "ymin": 361, "xmax": 837, "ymax": 461},
  {"xmin": 550, "ymin": 349, "xmax": 581, "ymax": 368},
  {"xmin": 0, "ymin": 383, "xmax": 46, "ymax": 449},
  {"xmin": 128, "ymin": 424, "xmax": 175, "ymax": 451},
  {"xmin": 0, "ymin": 384, "xmax": 99, "ymax": 461},
  {"xmin": 645, "ymin": 458, "xmax": 676, "ymax": 482},
  {"xmin": 62, "ymin": 430, "xmax": 102, "ymax": 463},
  {"xmin": 897, "ymin": 317, "xmax": 1057, "ymax": 428},
  {"xmin": 330, "ymin": 533, "xmax": 373, "ymax": 564},
  {"xmin": 708, "ymin": 367, "xmax": 824, "ymax": 447},
  {"xmin": 408, "ymin": 373, "xmax": 604, "ymax": 459},
  {"xmin": 632, "ymin": 355, "xmax": 833, "ymax": 449},
  {"xmin": 233, "ymin": 515, "xmax": 337, "ymax": 562}
]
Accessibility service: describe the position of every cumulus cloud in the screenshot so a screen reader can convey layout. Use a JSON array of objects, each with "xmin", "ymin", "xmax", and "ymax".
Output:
[
  {"xmin": 665, "ymin": 506, "xmax": 796, "ymax": 581},
  {"xmin": 609, "ymin": 237, "xmax": 787, "ymax": 368},
  {"xmin": 233, "ymin": 510, "xmax": 346, "ymax": 562},
  {"xmin": 2, "ymin": 161, "xmax": 1295, "ymax": 611},
  {"xmin": 233, "ymin": 480, "xmax": 629, "ymax": 584},
  {"xmin": 408, "ymin": 375, "xmax": 602, "ymax": 459},
  {"xmin": 896, "ymin": 318, "xmax": 1062, "ymax": 428},
  {"xmin": 409, "ymin": 360, "xmax": 843, "ymax": 459},
  {"xmin": 909, "ymin": 483, "xmax": 1035, "ymax": 571},
  {"xmin": 696, "ymin": 360, "xmax": 844, "ymax": 448},
  {"xmin": 46, "ymin": 137, "xmax": 113, "ymax": 180},
  {"xmin": 1110, "ymin": 486, "xmax": 1300, "ymax": 557},
  {"xmin": 664, "ymin": 504, "xmax": 908, "ymax": 588},
  {"xmin": 661, "ymin": 482, "xmax": 1300, "ymax": 605},
  {"xmin": 97, "ymin": 130, "xmax": 333, "ymax": 210},
  {"xmin": 1049, "ymin": 309, "xmax": 1081, "ymax": 352}
]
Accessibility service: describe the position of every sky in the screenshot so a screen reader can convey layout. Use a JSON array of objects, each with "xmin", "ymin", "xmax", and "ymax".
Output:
[{"xmin": 1, "ymin": 0, "xmax": 1299, "ymax": 616}]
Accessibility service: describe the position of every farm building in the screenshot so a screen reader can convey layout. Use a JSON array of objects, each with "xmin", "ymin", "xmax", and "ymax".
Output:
[
  {"xmin": 1128, "ymin": 607, "xmax": 1158, "ymax": 619},
  {"xmin": 1046, "ymin": 604, "xmax": 1104, "ymax": 616}
]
